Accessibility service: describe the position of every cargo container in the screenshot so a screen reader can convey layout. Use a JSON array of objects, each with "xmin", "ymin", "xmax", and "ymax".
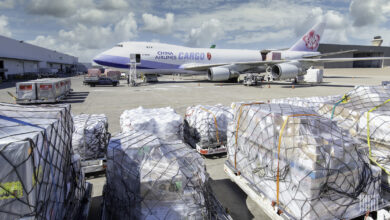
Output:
[
  {"xmin": 104, "ymin": 69, "xmax": 121, "ymax": 80},
  {"xmin": 15, "ymin": 78, "xmax": 71, "ymax": 104}
]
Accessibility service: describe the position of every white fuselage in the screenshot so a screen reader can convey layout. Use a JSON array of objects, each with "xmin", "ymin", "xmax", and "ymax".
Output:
[{"xmin": 93, "ymin": 42, "xmax": 319, "ymax": 74}]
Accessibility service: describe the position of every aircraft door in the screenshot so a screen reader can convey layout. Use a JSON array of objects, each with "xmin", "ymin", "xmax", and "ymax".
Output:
[{"xmin": 130, "ymin": 54, "xmax": 141, "ymax": 63}]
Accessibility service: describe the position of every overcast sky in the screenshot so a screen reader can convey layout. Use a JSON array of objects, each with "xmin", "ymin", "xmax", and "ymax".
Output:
[{"xmin": 0, "ymin": 0, "xmax": 389, "ymax": 62}]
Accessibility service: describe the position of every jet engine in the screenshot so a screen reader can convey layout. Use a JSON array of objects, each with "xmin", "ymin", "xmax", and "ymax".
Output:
[
  {"xmin": 207, "ymin": 67, "xmax": 239, "ymax": 81},
  {"xmin": 271, "ymin": 62, "xmax": 304, "ymax": 80}
]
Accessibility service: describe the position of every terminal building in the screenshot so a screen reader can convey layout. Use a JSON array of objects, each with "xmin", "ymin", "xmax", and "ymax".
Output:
[
  {"xmin": 318, "ymin": 36, "xmax": 390, "ymax": 68},
  {"xmin": 0, "ymin": 35, "xmax": 78, "ymax": 80}
]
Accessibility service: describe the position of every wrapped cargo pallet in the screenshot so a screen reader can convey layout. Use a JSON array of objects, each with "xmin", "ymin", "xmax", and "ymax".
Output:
[
  {"xmin": 72, "ymin": 114, "xmax": 110, "ymax": 160},
  {"xmin": 104, "ymin": 129, "xmax": 230, "ymax": 219},
  {"xmin": 0, "ymin": 103, "xmax": 86, "ymax": 219},
  {"xmin": 227, "ymin": 102, "xmax": 382, "ymax": 219},
  {"xmin": 317, "ymin": 85, "xmax": 390, "ymax": 187},
  {"xmin": 184, "ymin": 104, "xmax": 233, "ymax": 152},
  {"xmin": 271, "ymin": 95, "xmax": 341, "ymax": 112},
  {"xmin": 120, "ymin": 106, "xmax": 183, "ymax": 140}
]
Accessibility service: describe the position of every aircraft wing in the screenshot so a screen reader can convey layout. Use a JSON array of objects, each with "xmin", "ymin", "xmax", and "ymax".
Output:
[
  {"xmin": 302, "ymin": 50, "xmax": 357, "ymax": 58},
  {"xmin": 298, "ymin": 57, "xmax": 390, "ymax": 63},
  {"xmin": 182, "ymin": 57, "xmax": 389, "ymax": 71},
  {"xmin": 181, "ymin": 60, "xmax": 285, "ymax": 71},
  {"xmin": 180, "ymin": 63, "xmax": 229, "ymax": 71}
]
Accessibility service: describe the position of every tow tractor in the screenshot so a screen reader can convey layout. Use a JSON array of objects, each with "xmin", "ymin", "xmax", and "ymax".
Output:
[{"xmin": 242, "ymin": 73, "xmax": 264, "ymax": 86}]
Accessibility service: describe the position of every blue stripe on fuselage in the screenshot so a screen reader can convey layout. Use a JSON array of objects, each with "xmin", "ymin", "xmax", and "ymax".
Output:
[{"xmin": 93, "ymin": 54, "xmax": 180, "ymax": 69}]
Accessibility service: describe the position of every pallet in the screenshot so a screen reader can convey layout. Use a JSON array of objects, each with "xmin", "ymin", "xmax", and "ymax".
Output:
[
  {"xmin": 16, "ymin": 94, "xmax": 67, "ymax": 104},
  {"xmin": 81, "ymin": 158, "xmax": 106, "ymax": 174},
  {"xmin": 224, "ymin": 161, "xmax": 390, "ymax": 220}
]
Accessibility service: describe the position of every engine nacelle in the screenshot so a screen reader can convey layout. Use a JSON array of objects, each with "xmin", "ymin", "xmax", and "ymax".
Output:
[
  {"xmin": 207, "ymin": 67, "xmax": 239, "ymax": 81},
  {"xmin": 271, "ymin": 62, "xmax": 304, "ymax": 80}
]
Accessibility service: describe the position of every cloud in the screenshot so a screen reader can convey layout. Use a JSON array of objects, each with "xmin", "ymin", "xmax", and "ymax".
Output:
[
  {"xmin": 26, "ymin": 0, "xmax": 93, "ymax": 17},
  {"xmin": 228, "ymin": 29, "xmax": 293, "ymax": 44},
  {"xmin": 113, "ymin": 12, "xmax": 138, "ymax": 40},
  {"xmin": 186, "ymin": 19, "xmax": 224, "ymax": 47},
  {"xmin": 142, "ymin": 13, "xmax": 174, "ymax": 34},
  {"xmin": 0, "ymin": 15, "xmax": 12, "ymax": 37},
  {"xmin": 0, "ymin": 0, "xmax": 14, "ymax": 9},
  {"xmin": 72, "ymin": 9, "xmax": 108, "ymax": 25},
  {"xmin": 28, "ymin": 12, "xmax": 138, "ymax": 62},
  {"xmin": 350, "ymin": 0, "xmax": 386, "ymax": 27},
  {"xmin": 99, "ymin": 0, "xmax": 128, "ymax": 10}
]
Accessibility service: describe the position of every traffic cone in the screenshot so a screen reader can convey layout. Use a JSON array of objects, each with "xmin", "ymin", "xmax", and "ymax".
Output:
[
  {"xmin": 292, "ymin": 85, "xmax": 295, "ymax": 89},
  {"xmin": 268, "ymin": 84, "xmax": 270, "ymax": 88}
]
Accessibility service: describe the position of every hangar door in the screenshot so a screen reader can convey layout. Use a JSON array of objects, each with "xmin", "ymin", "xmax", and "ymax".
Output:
[{"xmin": 353, "ymin": 52, "xmax": 383, "ymax": 68}]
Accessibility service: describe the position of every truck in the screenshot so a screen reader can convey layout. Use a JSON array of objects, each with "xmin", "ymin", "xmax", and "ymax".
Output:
[{"xmin": 83, "ymin": 76, "xmax": 119, "ymax": 87}]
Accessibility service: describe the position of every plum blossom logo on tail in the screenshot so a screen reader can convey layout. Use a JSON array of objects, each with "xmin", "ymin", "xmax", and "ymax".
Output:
[
  {"xmin": 207, "ymin": 52, "xmax": 212, "ymax": 60},
  {"xmin": 303, "ymin": 30, "xmax": 320, "ymax": 50}
]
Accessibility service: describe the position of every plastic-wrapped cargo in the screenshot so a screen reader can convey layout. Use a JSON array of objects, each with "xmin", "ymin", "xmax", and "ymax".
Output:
[
  {"xmin": 227, "ymin": 102, "xmax": 382, "ymax": 219},
  {"xmin": 317, "ymin": 86, "xmax": 390, "ymax": 141},
  {"xmin": 271, "ymin": 95, "xmax": 341, "ymax": 112},
  {"xmin": 104, "ymin": 130, "xmax": 230, "ymax": 220},
  {"xmin": 120, "ymin": 106, "xmax": 183, "ymax": 140},
  {"xmin": 304, "ymin": 68, "xmax": 323, "ymax": 83},
  {"xmin": 317, "ymin": 86, "xmax": 390, "ymax": 186},
  {"xmin": 184, "ymin": 104, "xmax": 233, "ymax": 149},
  {"xmin": 72, "ymin": 114, "xmax": 110, "ymax": 160},
  {"xmin": 0, "ymin": 103, "xmax": 86, "ymax": 219}
]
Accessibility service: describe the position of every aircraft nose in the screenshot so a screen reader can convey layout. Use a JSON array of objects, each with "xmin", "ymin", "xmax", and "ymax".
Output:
[{"xmin": 93, "ymin": 53, "xmax": 104, "ymax": 65}]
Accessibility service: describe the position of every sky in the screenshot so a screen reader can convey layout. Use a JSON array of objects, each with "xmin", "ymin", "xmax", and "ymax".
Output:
[{"xmin": 0, "ymin": 0, "xmax": 390, "ymax": 62}]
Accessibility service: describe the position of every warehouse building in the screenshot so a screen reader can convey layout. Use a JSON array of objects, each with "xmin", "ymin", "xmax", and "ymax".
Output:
[
  {"xmin": 318, "ymin": 36, "xmax": 390, "ymax": 68},
  {"xmin": 0, "ymin": 35, "xmax": 78, "ymax": 80}
]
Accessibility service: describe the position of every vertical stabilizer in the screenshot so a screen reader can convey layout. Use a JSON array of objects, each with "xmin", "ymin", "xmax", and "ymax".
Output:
[{"xmin": 289, "ymin": 21, "xmax": 326, "ymax": 52}]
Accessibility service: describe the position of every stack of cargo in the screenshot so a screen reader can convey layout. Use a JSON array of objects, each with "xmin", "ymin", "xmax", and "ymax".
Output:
[
  {"xmin": 103, "ymin": 129, "xmax": 230, "ymax": 219},
  {"xmin": 271, "ymin": 95, "xmax": 341, "ymax": 112},
  {"xmin": 317, "ymin": 86, "xmax": 390, "ymax": 186},
  {"xmin": 227, "ymin": 102, "xmax": 382, "ymax": 219},
  {"xmin": 72, "ymin": 114, "xmax": 110, "ymax": 160},
  {"xmin": 184, "ymin": 104, "xmax": 233, "ymax": 154},
  {"xmin": 120, "ymin": 106, "xmax": 183, "ymax": 140},
  {"xmin": 0, "ymin": 103, "xmax": 87, "ymax": 219},
  {"xmin": 16, "ymin": 78, "xmax": 71, "ymax": 104}
]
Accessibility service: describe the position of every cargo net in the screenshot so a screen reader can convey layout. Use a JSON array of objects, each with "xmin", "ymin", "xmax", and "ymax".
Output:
[
  {"xmin": 104, "ymin": 129, "xmax": 230, "ymax": 220},
  {"xmin": 120, "ymin": 106, "xmax": 183, "ymax": 140},
  {"xmin": 271, "ymin": 95, "xmax": 341, "ymax": 112},
  {"xmin": 227, "ymin": 103, "xmax": 382, "ymax": 219},
  {"xmin": 72, "ymin": 114, "xmax": 110, "ymax": 160},
  {"xmin": 316, "ymin": 85, "xmax": 390, "ymax": 186},
  {"xmin": 0, "ymin": 103, "xmax": 86, "ymax": 220},
  {"xmin": 184, "ymin": 104, "xmax": 233, "ymax": 149}
]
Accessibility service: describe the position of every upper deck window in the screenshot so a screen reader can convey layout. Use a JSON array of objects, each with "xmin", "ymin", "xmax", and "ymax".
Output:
[{"xmin": 115, "ymin": 44, "xmax": 123, "ymax": 47}]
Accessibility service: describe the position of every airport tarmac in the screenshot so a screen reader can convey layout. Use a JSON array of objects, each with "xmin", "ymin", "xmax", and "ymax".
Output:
[{"xmin": 0, "ymin": 68, "xmax": 389, "ymax": 219}]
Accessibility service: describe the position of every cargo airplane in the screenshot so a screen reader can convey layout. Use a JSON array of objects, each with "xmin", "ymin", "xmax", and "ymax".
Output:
[{"xmin": 93, "ymin": 21, "xmax": 389, "ymax": 82}]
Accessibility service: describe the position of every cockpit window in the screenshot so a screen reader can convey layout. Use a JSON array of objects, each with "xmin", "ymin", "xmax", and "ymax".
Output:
[{"xmin": 115, "ymin": 44, "xmax": 123, "ymax": 47}]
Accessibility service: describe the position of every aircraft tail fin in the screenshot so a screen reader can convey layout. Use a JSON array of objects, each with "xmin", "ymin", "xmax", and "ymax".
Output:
[{"xmin": 288, "ymin": 21, "xmax": 326, "ymax": 52}]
